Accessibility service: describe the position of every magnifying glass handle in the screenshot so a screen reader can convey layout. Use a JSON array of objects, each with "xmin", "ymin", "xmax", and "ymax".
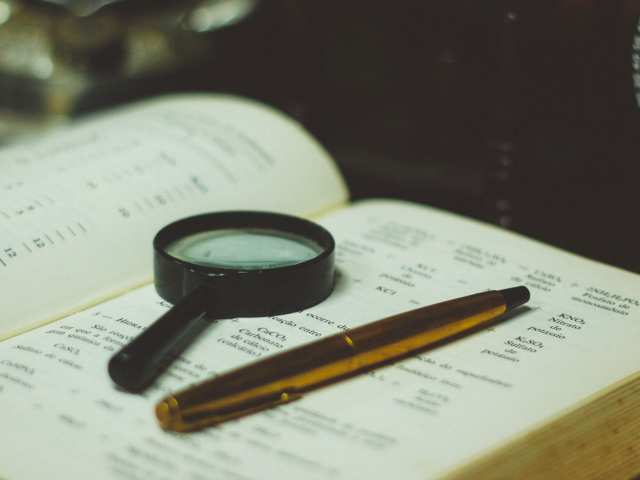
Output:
[{"xmin": 108, "ymin": 283, "xmax": 215, "ymax": 392}]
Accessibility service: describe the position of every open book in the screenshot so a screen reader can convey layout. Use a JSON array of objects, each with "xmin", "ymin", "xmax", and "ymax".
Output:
[{"xmin": 0, "ymin": 95, "xmax": 639, "ymax": 480}]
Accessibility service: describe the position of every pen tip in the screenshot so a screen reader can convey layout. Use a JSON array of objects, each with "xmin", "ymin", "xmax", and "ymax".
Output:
[{"xmin": 499, "ymin": 286, "xmax": 530, "ymax": 312}]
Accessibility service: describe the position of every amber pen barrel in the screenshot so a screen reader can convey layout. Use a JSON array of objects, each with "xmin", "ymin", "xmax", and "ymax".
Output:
[{"xmin": 156, "ymin": 286, "xmax": 529, "ymax": 432}]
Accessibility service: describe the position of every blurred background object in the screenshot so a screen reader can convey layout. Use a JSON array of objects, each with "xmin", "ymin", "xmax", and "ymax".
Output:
[
  {"xmin": 1, "ymin": 0, "xmax": 639, "ymax": 273},
  {"xmin": 302, "ymin": 0, "xmax": 640, "ymax": 274},
  {"xmin": 0, "ymin": 0, "xmax": 303, "ymax": 138}
]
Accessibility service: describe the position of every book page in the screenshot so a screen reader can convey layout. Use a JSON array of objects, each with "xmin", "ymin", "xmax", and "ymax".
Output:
[
  {"xmin": 0, "ymin": 94, "xmax": 348, "ymax": 339},
  {"xmin": 0, "ymin": 199, "xmax": 638, "ymax": 480}
]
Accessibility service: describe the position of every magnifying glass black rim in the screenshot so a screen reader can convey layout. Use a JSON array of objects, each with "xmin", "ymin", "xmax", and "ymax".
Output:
[
  {"xmin": 154, "ymin": 210, "xmax": 334, "ymax": 274},
  {"xmin": 153, "ymin": 210, "xmax": 336, "ymax": 318}
]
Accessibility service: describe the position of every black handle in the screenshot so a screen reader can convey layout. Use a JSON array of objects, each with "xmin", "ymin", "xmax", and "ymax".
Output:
[{"xmin": 108, "ymin": 283, "xmax": 215, "ymax": 392}]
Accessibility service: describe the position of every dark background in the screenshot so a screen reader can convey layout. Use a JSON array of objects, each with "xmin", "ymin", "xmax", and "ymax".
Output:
[
  {"xmin": 9, "ymin": 0, "xmax": 640, "ymax": 273},
  {"xmin": 299, "ymin": 0, "xmax": 640, "ymax": 275}
]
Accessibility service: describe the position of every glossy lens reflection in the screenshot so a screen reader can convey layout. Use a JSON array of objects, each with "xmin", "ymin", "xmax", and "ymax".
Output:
[{"xmin": 165, "ymin": 228, "xmax": 323, "ymax": 270}]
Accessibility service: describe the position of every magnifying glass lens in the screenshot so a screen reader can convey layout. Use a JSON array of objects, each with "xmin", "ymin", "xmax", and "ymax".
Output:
[{"xmin": 165, "ymin": 229, "xmax": 323, "ymax": 270}]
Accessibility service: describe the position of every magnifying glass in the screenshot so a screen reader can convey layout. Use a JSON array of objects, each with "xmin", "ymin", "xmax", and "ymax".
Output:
[{"xmin": 108, "ymin": 211, "xmax": 336, "ymax": 393}]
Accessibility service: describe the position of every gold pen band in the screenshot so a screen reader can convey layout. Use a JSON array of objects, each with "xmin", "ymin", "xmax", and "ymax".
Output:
[{"xmin": 156, "ymin": 287, "xmax": 528, "ymax": 432}]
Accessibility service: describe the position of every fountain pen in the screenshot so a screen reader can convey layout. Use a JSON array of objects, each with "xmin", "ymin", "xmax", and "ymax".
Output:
[{"xmin": 156, "ymin": 286, "xmax": 530, "ymax": 432}]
